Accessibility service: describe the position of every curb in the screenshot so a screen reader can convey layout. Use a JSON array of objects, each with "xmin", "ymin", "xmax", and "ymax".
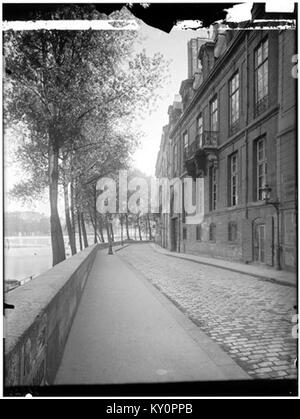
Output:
[
  {"xmin": 117, "ymin": 251, "xmax": 251, "ymax": 381},
  {"xmin": 151, "ymin": 244, "xmax": 296, "ymax": 288},
  {"xmin": 114, "ymin": 244, "xmax": 131, "ymax": 253}
]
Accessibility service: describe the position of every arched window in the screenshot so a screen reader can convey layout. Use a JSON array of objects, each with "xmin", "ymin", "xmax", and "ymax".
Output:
[{"xmin": 209, "ymin": 223, "xmax": 216, "ymax": 242}]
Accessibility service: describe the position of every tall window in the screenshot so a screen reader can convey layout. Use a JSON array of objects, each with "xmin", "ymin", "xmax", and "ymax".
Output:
[
  {"xmin": 174, "ymin": 142, "xmax": 178, "ymax": 174},
  {"xmin": 183, "ymin": 132, "xmax": 189, "ymax": 159},
  {"xmin": 229, "ymin": 153, "xmax": 238, "ymax": 206},
  {"xmin": 210, "ymin": 96, "xmax": 218, "ymax": 132},
  {"xmin": 196, "ymin": 225, "xmax": 202, "ymax": 241},
  {"xmin": 209, "ymin": 223, "xmax": 216, "ymax": 242},
  {"xmin": 159, "ymin": 185, "xmax": 162, "ymax": 214},
  {"xmin": 197, "ymin": 114, "xmax": 203, "ymax": 147},
  {"xmin": 255, "ymin": 38, "xmax": 268, "ymax": 115},
  {"xmin": 229, "ymin": 72, "xmax": 239, "ymax": 132},
  {"xmin": 209, "ymin": 166, "xmax": 217, "ymax": 211},
  {"xmin": 192, "ymin": 179, "xmax": 196, "ymax": 207},
  {"xmin": 256, "ymin": 137, "xmax": 267, "ymax": 201},
  {"xmin": 182, "ymin": 181, "xmax": 186, "ymax": 223}
]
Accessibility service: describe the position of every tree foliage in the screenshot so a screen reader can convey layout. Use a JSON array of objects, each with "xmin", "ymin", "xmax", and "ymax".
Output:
[{"xmin": 5, "ymin": 5, "xmax": 168, "ymax": 264}]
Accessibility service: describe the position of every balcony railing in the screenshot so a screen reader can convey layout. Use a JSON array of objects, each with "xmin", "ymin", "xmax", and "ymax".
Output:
[
  {"xmin": 230, "ymin": 119, "xmax": 240, "ymax": 136},
  {"xmin": 184, "ymin": 131, "xmax": 218, "ymax": 161},
  {"xmin": 202, "ymin": 131, "xmax": 218, "ymax": 149},
  {"xmin": 188, "ymin": 141, "xmax": 197, "ymax": 158},
  {"xmin": 184, "ymin": 131, "xmax": 219, "ymax": 178},
  {"xmin": 255, "ymin": 95, "xmax": 268, "ymax": 117},
  {"xmin": 184, "ymin": 131, "xmax": 219, "ymax": 160}
]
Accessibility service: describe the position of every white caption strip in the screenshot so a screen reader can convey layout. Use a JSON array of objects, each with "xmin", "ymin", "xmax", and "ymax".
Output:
[{"xmin": 2, "ymin": 20, "xmax": 140, "ymax": 31}]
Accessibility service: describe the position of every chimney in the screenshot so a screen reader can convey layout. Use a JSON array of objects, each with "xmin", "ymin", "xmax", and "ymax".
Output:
[
  {"xmin": 214, "ymin": 23, "xmax": 228, "ymax": 59},
  {"xmin": 187, "ymin": 38, "xmax": 203, "ymax": 79}
]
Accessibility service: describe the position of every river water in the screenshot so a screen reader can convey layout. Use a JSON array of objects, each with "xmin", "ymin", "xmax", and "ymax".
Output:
[
  {"xmin": 4, "ymin": 228, "xmax": 142, "ymax": 284},
  {"xmin": 4, "ymin": 235, "xmax": 95, "ymax": 283}
]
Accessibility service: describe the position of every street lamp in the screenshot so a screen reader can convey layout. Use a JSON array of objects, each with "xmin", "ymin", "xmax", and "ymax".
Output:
[{"xmin": 261, "ymin": 184, "xmax": 281, "ymax": 270}]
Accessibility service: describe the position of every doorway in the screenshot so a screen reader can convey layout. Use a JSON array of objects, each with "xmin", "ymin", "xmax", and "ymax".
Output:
[
  {"xmin": 253, "ymin": 222, "xmax": 266, "ymax": 263},
  {"xmin": 171, "ymin": 218, "xmax": 178, "ymax": 252}
]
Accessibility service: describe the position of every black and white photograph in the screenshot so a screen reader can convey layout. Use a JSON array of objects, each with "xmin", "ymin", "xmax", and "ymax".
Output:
[{"xmin": 1, "ymin": 1, "xmax": 298, "ymax": 401}]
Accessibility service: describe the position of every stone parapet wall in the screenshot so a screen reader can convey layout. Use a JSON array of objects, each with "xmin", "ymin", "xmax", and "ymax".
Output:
[{"xmin": 4, "ymin": 244, "xmax": 99, "ymax": 387}]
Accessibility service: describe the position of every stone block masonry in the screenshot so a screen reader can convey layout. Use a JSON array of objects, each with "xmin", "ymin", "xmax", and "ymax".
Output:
[{"xmin": 4, "ymin": 244, "xmax": 99, "ymax": 387}]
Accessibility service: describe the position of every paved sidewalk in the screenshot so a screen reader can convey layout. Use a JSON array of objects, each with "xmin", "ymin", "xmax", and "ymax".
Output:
[
  {"xmin": 55, "ymin": 248, "xmax": 249, "ymax": 384},
  {"xmin": 119, "ymin": 244, "xmax": 297, "ymax": 380},
  {"xmin": 152, "ymin": 244, "xmax": 297, "ymax": 287}
]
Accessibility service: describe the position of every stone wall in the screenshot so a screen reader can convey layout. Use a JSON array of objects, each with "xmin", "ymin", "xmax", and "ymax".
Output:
[{"xmin": 4, "ymin": 244, "xmax": 99, "ymax": 387}]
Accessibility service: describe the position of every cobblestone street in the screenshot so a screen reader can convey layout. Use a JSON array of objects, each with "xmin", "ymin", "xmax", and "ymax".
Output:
[{"xmin": 118, "ymin": 244, "xmax": 297, "ymax": 380}]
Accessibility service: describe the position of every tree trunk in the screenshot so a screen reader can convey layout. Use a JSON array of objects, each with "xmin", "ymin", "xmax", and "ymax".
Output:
[
  {"xmin": 88, "ymin": 207, "xmax": 98, "ymax": 244},
  {"xmin": 106, "ymin": 214, "xmax": 112, "ymax": 244},
  {"xmin": 63, "ymin": 181, "xmax": 77, "ymax": 255},
  {"xmin": 49, "ymin": 142, "xmax": 66, "ymax": 266},
  {"xmin": 89, "ymin": 213, "xmax": 98, "ymax": 244},
  {"xmin": 120, "ymin": 219, "xmax": 124, "ymax": 245},
  {"xmin": 106, "ymin": 223, "xmax": 110, "ymax": 242},
  {"xmin": 93, "ymin": 185, "xmax": 98, "ymax": 244},
  {"xmin": 110, "ymin": 222, "xmax": 115, "ymax": 242},
  {"xmin": 98, "ymin": 216, "xmax": 105, "ymax": 242},
  {"xmin": 147, "ymin": 214, "xmax": 153, "ymax": 240},
  {"xmin": 80, "ymin": 212, "xmax": 89, "ymax": 248},
  {"xmin": 145, "ymin": 216, "xmax": 148, "ymax": 240},
  {"xmin": 77, "ymin": 210, "xmax": 83, "ymax": 251},
  {"xmin": 137, "ymin": 216, "xmax": 142, "ymax": 241},
  {"xmin": 93, "ymin": 224, "xmax": 98, "ymax": 244},
  {"xmin": 70, "ymin": 181, "xmax": 76, "ymax": 238},
  {"xmin": 125, "ymin": 214, "xmax": 130, "ymax": 240}
]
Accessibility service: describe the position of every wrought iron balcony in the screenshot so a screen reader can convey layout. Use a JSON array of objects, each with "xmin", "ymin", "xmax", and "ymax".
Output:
[
  {"xmin": 202, "ymin": 131, "xmax": 218, "ymax": 150},
  {"xmin": 255, "ymin": 95, "xmax": 268, "ymax": 117},
  {"xmin": 230, "ymin": 120, "xmax": 240, "ymax": 136},
  {"xmin": 184, "ymin": 139, "xmax": 200, "ymax": 163},
  {"xmin": 186, "ymin": 141, "xmax": 197, "ymax": 159},
  {"xmin": 184, "ymin": 131, "xmax": 218, "ymax": 178}
]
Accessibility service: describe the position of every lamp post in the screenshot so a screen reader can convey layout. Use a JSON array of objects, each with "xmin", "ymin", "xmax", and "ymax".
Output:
[
  {"xmin": 120, "ymin": 216, "xmax": 124, "ymax": 246},
  {"xmin": 106, "ymin": 212, "xmax": 113, "ymax": 255},
  {"xmin": 261, "ymin": 184, "xmax": 281, "ymax": 270}
]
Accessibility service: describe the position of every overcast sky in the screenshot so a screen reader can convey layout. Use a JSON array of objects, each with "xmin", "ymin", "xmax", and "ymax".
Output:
[{"xmin": 5, "ymin": 1, "xmax": 253, "ymax": 216}]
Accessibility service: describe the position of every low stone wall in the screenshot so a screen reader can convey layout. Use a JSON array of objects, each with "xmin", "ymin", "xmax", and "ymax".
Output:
[{"xmin": 4, "ymin": 244, "xmax": 99, "ymax": 387}]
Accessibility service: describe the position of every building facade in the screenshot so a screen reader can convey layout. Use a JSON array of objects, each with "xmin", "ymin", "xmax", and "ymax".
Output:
[
  {"xmin": 155, "ymin": 98, "xmax": 183, "ymax": 250},
  {"xmin": 155, "ymin": 5, "xmax": 297, "ymax": 271}
]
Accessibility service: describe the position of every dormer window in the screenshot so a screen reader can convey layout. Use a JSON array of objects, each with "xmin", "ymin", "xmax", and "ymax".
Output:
[{"xmin": 198, "ymin": 41, "xmax": 215, "ymax": 80}]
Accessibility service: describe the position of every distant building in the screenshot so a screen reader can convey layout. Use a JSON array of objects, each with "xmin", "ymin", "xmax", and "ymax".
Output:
[
  {"xmin": 155, "ymin": 4, "xmax": 296, "ymax": 271},
  {"xmin": 155, "ymin": 96, "xmax": 183, "ymax": 249}
]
